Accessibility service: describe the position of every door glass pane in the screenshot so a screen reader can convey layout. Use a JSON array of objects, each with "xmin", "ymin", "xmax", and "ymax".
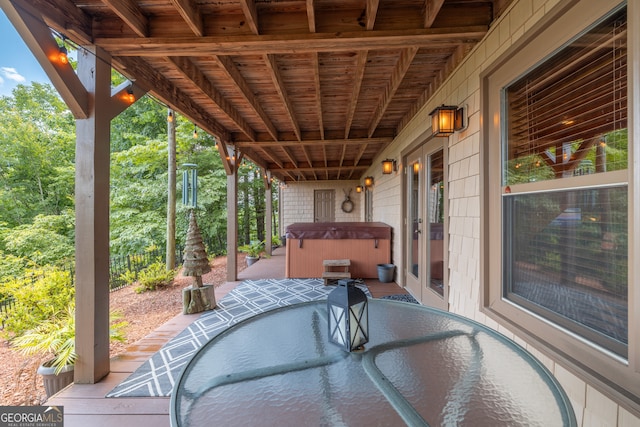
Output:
[
  {"xmin": 427, "ymin": 150, "xmax": 444, "ymax": 296},
  {"xmin": 408, "ymin": 160, "xmax": 420, "ymax": 279}
]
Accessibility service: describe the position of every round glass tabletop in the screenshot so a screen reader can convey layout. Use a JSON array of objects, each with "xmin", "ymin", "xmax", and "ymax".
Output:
[{"xmin": 171, "ymin": 299, "xmax": 576, "ymax": 426}]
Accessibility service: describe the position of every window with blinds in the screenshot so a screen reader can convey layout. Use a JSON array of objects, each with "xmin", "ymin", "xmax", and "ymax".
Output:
[
  {"xmin": 504, "ymin": 7, "xmax": 627, "ymax": 185},
  {"xmin": 501, "ymin": 6, "xmax": 628, "ymax": 356}
]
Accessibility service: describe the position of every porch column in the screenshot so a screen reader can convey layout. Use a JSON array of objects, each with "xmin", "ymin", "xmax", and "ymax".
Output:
[
  {"xmin": 74, "ymin": 46, "xmax": 111, "ymax": 383},
  {"xmin": 264, "ymin": 172, "xmax": 272, "ymax": 256},
  {"xmin": 225, "ymin": 146, "xmax": 238, "ymax": 281}
]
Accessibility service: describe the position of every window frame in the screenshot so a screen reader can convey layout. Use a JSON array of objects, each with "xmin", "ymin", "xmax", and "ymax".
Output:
[{"xmin": 481, "ymin": 0, "xmax": 639, "ymax": 414}]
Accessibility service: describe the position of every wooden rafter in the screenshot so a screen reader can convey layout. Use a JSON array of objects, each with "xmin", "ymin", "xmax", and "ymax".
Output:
[
  {"xmin": 312, "ymin": 53, "xmax": 324, "ymax": 140},
  {"xmin": 116, "ymin": 56, "xmax": 231, "ymax": 141},
  {"xmin": 214, "ymin": 55, "xmax": 279, "ymax": 141},
  {"xmin": 100, "ymin": 0, "xmax": 149, "ymax": 37},
  {"xmin": 365, "ymin": 0, "xmax": 379, "ymax": 30},
  {"xmin": 239, "ymin": 0, "xmax": 259, "ymax": 35},
  {"xmin": 167, "ymin": 56, "xmax": 256, "ymax": 141},
  {"xmin": 235, "ymin": 137, "xmax": 391, "ymax": 148},
  {"xmin": 424, "ymin": 0, "xmax": 446, "ymax": 28},
  {"xmin": 264, "ymin": 53, "xmax": 302, "ymax": 141},
  {"xmin": 306, "ymin": 0, "xmax": 316, "ymax": 33},
  {"xmin": 344, "ymin": 51, "xmax": 368, "ymax": 139},
  {"xmin": 168, "ymin": 0, "xmax": 203, "ymax": 37},
  {"xmin": 368, "ymin": 47, "xmax": 419, "ymax": 137}
]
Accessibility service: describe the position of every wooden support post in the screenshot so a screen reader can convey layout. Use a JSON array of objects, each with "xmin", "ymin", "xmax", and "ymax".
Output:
[
  {"xmin": 74, "ymin": 46, "xmax": 111, "ymax": 384},
  {"xmin": 166, "ymin": 108, "xmax": 177, "ymax": 270},
  {"xmin": 225, "ymin": 145, "xmax": 238, "ymax": 282},
  {"xmin": 265, "ymin": 171, "xmax": 273, "ymax": 257}
]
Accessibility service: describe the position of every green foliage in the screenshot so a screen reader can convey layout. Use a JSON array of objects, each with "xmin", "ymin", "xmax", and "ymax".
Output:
[
  {"xmin": 12, "ymin": 305, "xmax": 127, "ymax": 374},
  {"xmin": 0, "ymin": 267, "xmax": 74, "ymax": 337},
  {"xmin": 134, "ymin": 261, "xmax": 176, "ymax": 293},
  {"xmin": 0, "ymin": 83, "xmax": 75, "ymax": 227},
  {"xmin": 239, "ymin": 240, "xmax": 264, "ymax": 258},
  {"xmin": 2, "ymin": 212, "xmax": 75, "ymax": 266}
]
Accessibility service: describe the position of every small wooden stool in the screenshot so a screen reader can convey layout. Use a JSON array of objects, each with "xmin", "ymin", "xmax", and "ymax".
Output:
[{"xmin": 322, "ymin": 259, "xmax": 351, "ymax": 285}]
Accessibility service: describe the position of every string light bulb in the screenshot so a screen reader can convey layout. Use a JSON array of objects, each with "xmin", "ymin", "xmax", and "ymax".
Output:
[
  {"xmin": 214, "ymin": 141, "xmax": 218, "ymax": 150},
  {"xmin": 125, "ymin": 87, "xmax": 135, "ymax": 103},
  {"xmin": 57, "ymin": 44, "xmax": 69, "ymax": 65},
  {"xmin": 193, "ymin": 125, "xmax": 198, "ymax": 138},
  {"xmin": 167, "ymin": 111, "xmax": 173, "ymax": 123}
]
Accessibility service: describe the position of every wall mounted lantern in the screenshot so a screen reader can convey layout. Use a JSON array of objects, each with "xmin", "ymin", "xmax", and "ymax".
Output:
[
  {"xmin": 327, "ymin": 279, "xmax": 369, "ymax": 352},
  {"xmin": 381, "ymin": 159, "xmax": 397, "ymax": 175},
  {"xmin": 364, "ymin": 176, "xmax": 374, "ymax": 187},
  {"xmin": 429, "ymin": 104, "xmax": 466, "ymax": 136},
  {"xmin": 355, "ymin": 185, "xmax": 363, "ymax": 193}
]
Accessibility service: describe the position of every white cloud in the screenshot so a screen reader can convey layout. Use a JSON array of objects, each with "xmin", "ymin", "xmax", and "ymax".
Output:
[{"xmin": 1, "ymin": 67, "xmax": 26, "ymax": 83}]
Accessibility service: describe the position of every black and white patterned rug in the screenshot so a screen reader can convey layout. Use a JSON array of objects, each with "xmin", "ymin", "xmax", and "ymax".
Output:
[{"xmin": 106, "ymin": 278, "xmax": 370, "ymax": 398}]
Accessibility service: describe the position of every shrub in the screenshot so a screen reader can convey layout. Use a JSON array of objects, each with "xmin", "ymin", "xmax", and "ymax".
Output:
[
  {"xmin": 134, "ymin": 261, "xmax": 176, "ymax": 293},
  {"xmin": 0, "ymin": 267, "xmax": 74, "ymax": 337},
  {"xmin": 13, "ymin": 304, "xmax": 128, "ymax": 374}
]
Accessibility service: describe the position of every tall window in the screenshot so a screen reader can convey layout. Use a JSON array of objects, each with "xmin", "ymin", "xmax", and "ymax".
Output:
[
  {"xmin": 483, "ymin": 0, "xmax": 638, "ymax": 411},
  {"xmin": 503, "ymin": 7, "xmax": 628, "ymax": 356}
]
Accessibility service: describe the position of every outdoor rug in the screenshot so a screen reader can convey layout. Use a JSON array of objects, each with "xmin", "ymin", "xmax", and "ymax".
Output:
[{"xmin": 106, "ymin": 278, "xmax": 369, "ymax": 398}]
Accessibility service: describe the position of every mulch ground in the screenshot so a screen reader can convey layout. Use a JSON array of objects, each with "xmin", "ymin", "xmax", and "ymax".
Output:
[{"xmin": 0, "ymin": 253, "xmax": 247, "ymax": 406}]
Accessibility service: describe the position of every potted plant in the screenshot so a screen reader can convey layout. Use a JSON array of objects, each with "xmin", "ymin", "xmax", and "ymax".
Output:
[
  {"xmin": 13, "ymin": 305, "xmax": 127, "ymax": 398},
  {"xmin": 240, "ymin": 240, "xmax": 264, "ymax": 266}
]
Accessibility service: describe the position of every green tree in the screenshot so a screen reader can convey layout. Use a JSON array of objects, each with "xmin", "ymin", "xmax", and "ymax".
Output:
[{"xmin": 0, "ymin": 83, "xmax": 75, "ymax": 227}]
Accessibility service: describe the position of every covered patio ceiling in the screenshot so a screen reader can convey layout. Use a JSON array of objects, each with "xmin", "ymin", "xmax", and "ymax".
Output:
[{"xmin": 8, "ymin": 0, "xmax": 512, "ymax": 182}]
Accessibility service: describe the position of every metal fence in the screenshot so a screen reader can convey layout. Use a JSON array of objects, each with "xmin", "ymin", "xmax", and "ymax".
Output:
[{"xmin": 0, "ymin": 247, "xmax": 184, "ymax": 328}]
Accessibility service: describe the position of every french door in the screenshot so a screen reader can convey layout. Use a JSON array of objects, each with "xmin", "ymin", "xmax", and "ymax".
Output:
[{"xmin": 404, "ymin": 140, "xmax": 448, "ymax": 309}]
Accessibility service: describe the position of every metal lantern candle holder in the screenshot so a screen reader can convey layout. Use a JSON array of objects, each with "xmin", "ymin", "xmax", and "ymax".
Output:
[{"xmin": 327, "ymin": 279, "xmax": 369, "ymax": 352}]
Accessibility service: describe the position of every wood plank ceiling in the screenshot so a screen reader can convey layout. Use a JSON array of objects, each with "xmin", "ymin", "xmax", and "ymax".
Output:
[{"xmin": 11, "ymin": 0, "xmax": 513, "ymax": 182}]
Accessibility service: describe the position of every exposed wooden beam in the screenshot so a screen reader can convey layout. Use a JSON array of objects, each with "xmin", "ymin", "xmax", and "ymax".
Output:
[
  {"xmin": 368, "ymin": 47, "xmax": 419, "ymax": 137},
  {"xmin": 116, "ymin": 56, "xmax": 231, "ymax": 142},
  {"xmin": 347, "ymin": 143, "xmax": 369, "ymax": 179},
  {"xmin": 311, "ymin": 53, "xmax": 324, "ymax": 140},
  {"xmin": 239, "ymin": 0, "xmax": 259, "ymax": 35},
  {"xmin": 10, "ymin": 0, "xmax": 93, "ymax": 45},
  {"xmin": 365, "ymin": 0, "xmax": 379, "ymax": 30},
  {"xmin": 215, "ymin": 55, "xmax": 279, "ymax": 141},
  {"xmin": 97, "ymin": 27, "xmax": 489, "ymax": 56},
  {"xmin": 306, "ymin": 0, "xmax": 316, "ymax": 33},
  {"xmin": 264, "ymin": 54, "xmax": 302, "ymax": 141},
  {"xmin": 281, "ymin": 145, "xmax": 299, "ymax": 168},
  {"xmin": 100, "ymin": 0, "xmax": 149, "ymax": 37},
  {"xmin": 167, "ymin": 56, "xmax": 256, "ymax": 141},
  {"xmin": 344, "ymin": 51, "xmax": 368, "ymax": 138},
  {"xmin": 169, "ymin": 0, "xmax": 203, "ymax": 37},
  {"xmin": 424, "ymin": 0, "xmax": 446, "ymax": 28},
  {"xmin": 235, "ymin": 136, "xmax": 391, "ymax": 148},
  {"xmin": 2, "ymin": 1, "xmax": 89, "ymax": 118},
  {"xmin": 274, "ymin": 164, "xmax": 371, "ymax": 173}
]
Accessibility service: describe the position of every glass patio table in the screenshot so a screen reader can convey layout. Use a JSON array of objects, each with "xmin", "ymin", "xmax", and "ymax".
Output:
[{"xmin": 170, "ymin": 299, "xmax": 576, "ymax": 426}]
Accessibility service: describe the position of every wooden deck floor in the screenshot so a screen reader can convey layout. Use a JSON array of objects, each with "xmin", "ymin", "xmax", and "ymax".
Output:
[{"xmin": 47, "ymin": 248, "xmax": 407, "ymax": 427}]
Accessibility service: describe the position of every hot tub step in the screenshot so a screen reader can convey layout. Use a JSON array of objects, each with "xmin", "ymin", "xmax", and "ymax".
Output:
[{"xmin": 322, "ymin": 259, "xmax": 351, "ymax": 285}]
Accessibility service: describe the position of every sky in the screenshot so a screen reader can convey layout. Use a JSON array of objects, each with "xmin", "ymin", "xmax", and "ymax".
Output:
[{"xmin": 0, "ymin": 10, "xmax": 52, "ymax": 96}]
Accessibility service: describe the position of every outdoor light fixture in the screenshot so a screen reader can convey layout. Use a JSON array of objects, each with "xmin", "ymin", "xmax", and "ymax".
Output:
[
  {"xmin": 429, "ymin": 104, "xmax": 466, "ymax": 136},
  {"xmin": 56, "ymin": 44, "xmax": 68, "ymax": 65},
  {"xmin": 381, "ymin": 159, "xmax": 397, "ymax": 174},
  {"xmin": 364, "ymin": 176, "xmax": 374, "ymax": 187},
  {"xmin": 125, "ymin": 87, "xmax": 135, "ymax": 104},
  {"xmin": 167, "ymin": 111, "xmax": 174, "ymax": 123},
  {"xmin": 356, "ymin": 185, "xmax": 363, "ymax": 193},
  {"xmin": 327, "ymin": 279, "xmax": 369, "ymax": 352},
  {"xmin": 193, "ymin": 125, "xmax": 198, "ymax": 138}
]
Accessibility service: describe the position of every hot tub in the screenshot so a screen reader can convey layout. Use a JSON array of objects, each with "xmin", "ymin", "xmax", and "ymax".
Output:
[{"xmin": 285, "ymin": 222, "xmax": 392, "ymax": 279}]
